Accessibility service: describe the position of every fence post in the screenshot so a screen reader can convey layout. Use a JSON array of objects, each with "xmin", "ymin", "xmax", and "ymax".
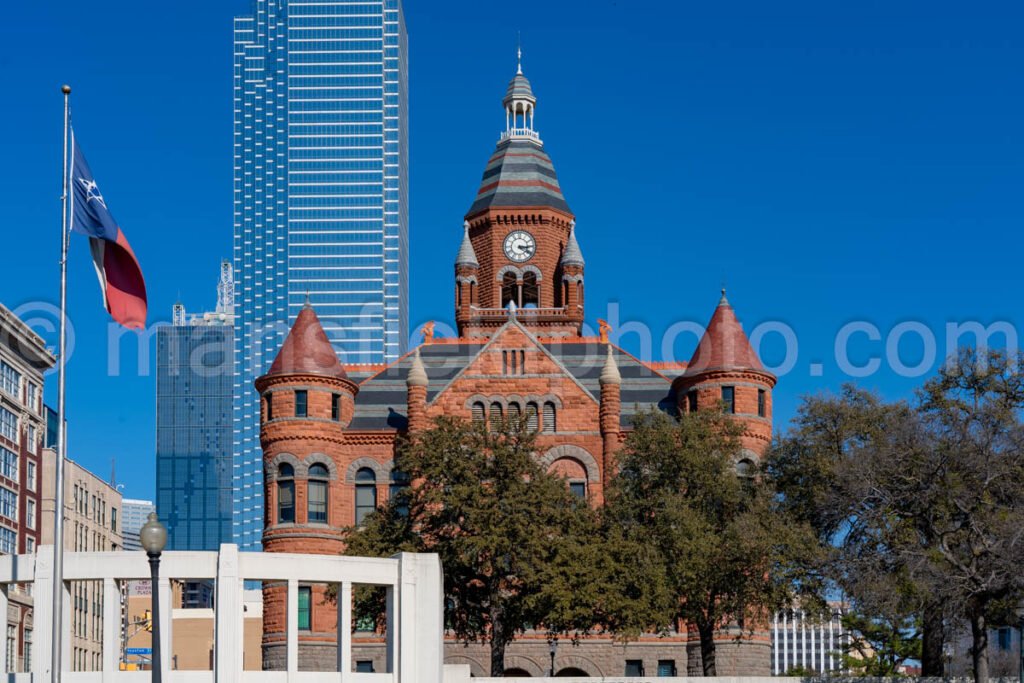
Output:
[
  {"xmin": 215, "ymin": 544, "xmax": 243, "ymax": 683},
  {"xmin": 33, "ymin": 547, "xmax": 53, "ymax": 679},
  {"xmin": 394, "ymin": 553, "xmax": 444, "ymax": 683}
]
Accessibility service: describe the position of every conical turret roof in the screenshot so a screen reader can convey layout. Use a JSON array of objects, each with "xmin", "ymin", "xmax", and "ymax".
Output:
[
  {"xmin": 267, "ymin": 303, "xmax": 348, "ymax": 380},
  {"xmin": 561, "ymin": 223, "xmax": 584, "ymax": 267},
  {"xmin": 455, "ymin": 222, "xmax": 479, "ymax": 268},
  {"xmin": 686, "ymin": 291, "xmax": 765, "ymax": 375}
]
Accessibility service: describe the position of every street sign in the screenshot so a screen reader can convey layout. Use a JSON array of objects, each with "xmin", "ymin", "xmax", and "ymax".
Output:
[{"xmin": 126, "ymin": 648, "xmax": 152, "ymax": 656}]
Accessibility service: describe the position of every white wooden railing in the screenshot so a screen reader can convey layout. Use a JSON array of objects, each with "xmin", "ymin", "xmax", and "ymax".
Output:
[{"xmin": 0, "ymin": 545, "xmax": 444, "ymax": 683}]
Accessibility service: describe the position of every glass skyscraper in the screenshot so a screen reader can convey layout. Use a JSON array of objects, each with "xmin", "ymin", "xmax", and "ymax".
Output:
[
  {"xmin": 232, "ymin": 0, "xmax": 408, "ymax": 549},
  {"xmin": 155, "ymin": 262, "xmax": 235, "ymax": 551}
]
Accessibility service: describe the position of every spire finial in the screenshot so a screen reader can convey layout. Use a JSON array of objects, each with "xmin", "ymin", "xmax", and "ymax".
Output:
[
  {"xmin": 517, "ymin": 33, "xmax": 522, "ymax": 75},
  {"xmin": 719, "ymin": 287, "xmax": 729, "ymax": 306},
  {"xmin": 304, "ymin": 291, "xmax": 312, "ymax": 308}
]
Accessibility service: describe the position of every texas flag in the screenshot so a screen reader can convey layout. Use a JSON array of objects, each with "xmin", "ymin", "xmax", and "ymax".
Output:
[{"xmin": 70, "ymin": 132, "xmax": 148, "ymax": 329}]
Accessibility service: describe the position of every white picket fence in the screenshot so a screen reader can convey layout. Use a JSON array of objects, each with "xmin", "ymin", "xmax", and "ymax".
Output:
[{"xmin": 0, "ymin": 545, "xmax": 444, "ymax": 683}]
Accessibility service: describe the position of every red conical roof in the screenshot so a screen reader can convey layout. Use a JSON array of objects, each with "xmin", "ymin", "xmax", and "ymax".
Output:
[
  {"xmin": 267, "ymin": 304, "xmax": 348, "ymax": 379},
  {"xmin": 686, "ymin": 291, "xmax": 764, "ymax": 375}
]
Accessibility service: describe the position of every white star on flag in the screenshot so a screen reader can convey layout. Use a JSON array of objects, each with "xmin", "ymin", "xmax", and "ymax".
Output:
[{"xmin": 78, "ymin": 177, "xmax": 106, "ymax": 208}]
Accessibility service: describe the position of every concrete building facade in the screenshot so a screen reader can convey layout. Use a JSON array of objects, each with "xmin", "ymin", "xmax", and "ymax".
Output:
[
  {"xmin": 120, "ymin": 499, "xmax": 154, "ymax": 552},
  {"xmin": 40, "ymin": 447, "xmax": 123, "ymax": 671},
  {"xmin": 252, "ymin": 60, "xmax": 777, "ymax": 677},
  {"xmin": 0, "ymin": 303, "xmax": 55, "ymax": 672}
]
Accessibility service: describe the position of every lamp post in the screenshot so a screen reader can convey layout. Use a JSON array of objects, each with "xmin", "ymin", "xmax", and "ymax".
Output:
[
  {"xmin": 139, "ymin": 513, "xmax": 167, "ymax": 683},
  {"xmin": 548, "ymin": 638, "xmax": 558, "ymax": 676},
  {"xmin": 1015, "ymin": 602, "xmax": 1024, "ymax": 683}
]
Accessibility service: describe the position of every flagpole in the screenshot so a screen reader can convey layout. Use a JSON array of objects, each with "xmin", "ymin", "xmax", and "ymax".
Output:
[{"xmin": 51, "ymin": 83, "xmax": 72, "ymax": 683}]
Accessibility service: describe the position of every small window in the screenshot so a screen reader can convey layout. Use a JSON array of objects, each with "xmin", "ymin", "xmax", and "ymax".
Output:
[
  {"xmin": 390, "ymin": 470, "xmax": 410, "ymax": 517},
  {"xmin": 308, "ymin": 463, "xmax": 329, "ymax": 524},
  {"xmin": 722, "ymin": 386, "xmax": 735, "ymax": 414},
  {"xmin": 998, "ymin": 627, "xmax": 1012, "ymax": 651},
  {"xmin": 471, "ymin": 402, "xmax": 485, "ymax": 424},
  {"xmin": 520, "ymin": 350, "xmax": 526, "ymax": 374},
  {"xmin": 331, "ymin": 394, "xmax": 341, "ymax": 421},
  {"xmin": 355, "ymin": 661, "xmax": 375, "ymax": 673},
  {"xmin": 266, "ymin": 394, "xmax": 273, "ymax": 421},
  {"xmin": 542, "ymin": 402, "xmax": 556, "ymax": 433},
  {"xmin": 758, "ymin": 389, "xmax": 766, "ymax": 417},
  {"xmin": 489, "ymin": 402, "xmax": 503, "ymax": 431},
  {"xmin": 525, "ymin": 402, "xmax": 539, "ymax": 431},
  {"xmin": 736, "ymin": 458, "xmax": 755, "ymax": 479},
  {"xmin": 625, "ymin": 660, "xmax": 644, "ymax": 676},
  {"xmin": 298, "ymin": 586, "xmax": 311, "ymax": 631},
  {"xmin": 687, "ymin": 391, "xmax": 698, "ymax": 413},
  {"xmin": 569, "ymin": 481, "xmax": 586, "ymax": 499},
  {"xmin": 295, "ymin": 390, "xmax": 308, "ymax": 418},
  {"xmin": 355, "ymin": 468, "xmax": 377, "ymax": 525},
  {"xmin": 278, "ymin": 463, "xmax": 295, "ymax": 524},
  {"xmin": 657, "ymin": 660, "xmax": 677, "ymax": 676}
]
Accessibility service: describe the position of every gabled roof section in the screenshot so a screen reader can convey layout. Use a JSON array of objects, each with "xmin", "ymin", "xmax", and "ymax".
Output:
[
  {"xmin": 466, "ymin": 139, "xmax": 572, "ymax": 217},
  {"xmin": 685, "ymin": 291, "xmax": 765, "ymax": 376},
  {"xmin": 266, "ymin": 304, "xmax": 347, "ymax": 380}
]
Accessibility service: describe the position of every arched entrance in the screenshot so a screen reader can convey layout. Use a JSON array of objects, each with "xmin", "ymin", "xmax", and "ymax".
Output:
[
  {"xmin": 556, "ymin": 668, "xmax": 590, "ymax": 677},
  {"xmin": 503, "ymin": 668, "xmax": 531, "ymax": 676}
]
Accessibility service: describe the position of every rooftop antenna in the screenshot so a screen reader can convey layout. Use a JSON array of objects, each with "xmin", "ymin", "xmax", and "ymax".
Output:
[
  {"xmin": 517, "ymin": 32, "xmax": 522, "ymax": 74},
  {"xmin": 110, "ymin": 457, "xmax": 117, "ymax": 489}
]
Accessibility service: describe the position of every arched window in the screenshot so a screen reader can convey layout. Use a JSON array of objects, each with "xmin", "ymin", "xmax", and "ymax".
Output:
[
  {"xmin": 543, "ymin": 401, "xmax": 557, "ymax": 433},
  {"xmin": 469, "ymin": 281, "xmax": 477, "ymax": 305},
  {"xmin": 522, "ymin": 272, "xmax": 539, "ymax": 307},
  {"xmin": 501, "ymin": 272, "xmax": 518, "ymax": 308},
  {"xmin": 471, "ymin": 401, "xmax": 486, "ymax": 424},
  {"xmin": 354, "ymin": 468, "xmax": 377, "ymax": 525},
  {"xmin": 308, "ymin": 463, "xmax": 329, "ymax": 523},
  {"xmin": 277, "ymin": 463, "xmax": 295, "ymax": 524},
  {"xmin": 736, "ymin": 458, "xmax": 756, "ymax": 479},
  {"xmin": 576, "ymin": 281, "xmax": 584, "ymax": 306},
  {"xmin": 508, "ymin": 402, "xmax": 522, "ymax": 424},
  {"xmin": 526, "ymin": 402, "xmax": 539, "ymax": 431},
  {"xmin": 489, "ymin": 402, "xmax": 504, "ymax": 431},
  {"xmin": 265, "ymin": 394, "xmax": 274, "ymax": 421}
]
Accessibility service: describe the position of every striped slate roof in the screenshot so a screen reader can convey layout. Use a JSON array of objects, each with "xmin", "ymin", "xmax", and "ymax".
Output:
[
  {"xmin": 347, "ymin": 340, "xmax": 676, "ymax": 431},
  {"xmin": 503, "ymin": 73, "xmax": 536, "ymax": 106},
  {"xmin": 466, "ymin": 139, "xmax": 572, "ymax": 217}
]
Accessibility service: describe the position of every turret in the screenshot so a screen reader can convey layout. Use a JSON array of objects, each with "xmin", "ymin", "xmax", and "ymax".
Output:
[
  {"xmin": 406, "ymin": 348, "xmax": 429, "ymax": 434},
  {"xmin": 560, "ymin": 221, "xmax": 585, "ymax": 310},
  {"xmin": 455, "ymin": 221, "xmax": 480, "ymax": 327},
  {"xmin": 255, "ymin": 303, "xmax": 358, "ymax": 669},
  {"xmin": 599, "ymin": 345, "xmax": 621, "ymax": 476},
  {"xmin": 674, "ymin": 291, "xmax": 776, "ymax": 462}
]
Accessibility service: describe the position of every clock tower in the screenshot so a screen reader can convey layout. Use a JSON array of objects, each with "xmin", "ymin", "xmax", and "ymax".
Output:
[{"xmin": 454, "ymin": 52, "xmax": 584, "ymax": 338}]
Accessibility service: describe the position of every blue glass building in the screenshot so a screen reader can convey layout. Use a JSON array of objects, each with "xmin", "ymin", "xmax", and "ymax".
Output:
[
  {"xmin": 155, "ymin": 263, "xmax": 235, "ymax": 550},
  {"xmin": 233, "ymin": 0, "xmax": 408, "ymax": 549}
]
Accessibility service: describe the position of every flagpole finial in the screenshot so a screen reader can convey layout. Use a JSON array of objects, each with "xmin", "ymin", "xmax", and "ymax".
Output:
[{"xmin": 61, "ymin": 85, "xmax": 71, "ymax": 94}]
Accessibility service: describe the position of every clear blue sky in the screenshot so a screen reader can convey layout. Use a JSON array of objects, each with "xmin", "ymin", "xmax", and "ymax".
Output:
[{"xmin": 1, "ymin": 1, "xmax": 1021, "ymax": 499}]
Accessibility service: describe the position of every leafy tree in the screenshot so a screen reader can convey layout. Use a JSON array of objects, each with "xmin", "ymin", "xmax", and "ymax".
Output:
[
  {"xmin": 838, "ymin": 612, "xmax": 921, "ymax": 676},
  {"xmin": 343, "ymin": 416, "xmax": 603, "ymax": 676},
  {"xmin": 604, "ymin": 408, "xmax": 817, "ymax": 675},
  {"xmin": 768, "ymin": 349, "xmax": 1024, "ymax": 683},
  {"xmin": 766, "ymin": 386, "xmax": 950, "ymax": 676}
]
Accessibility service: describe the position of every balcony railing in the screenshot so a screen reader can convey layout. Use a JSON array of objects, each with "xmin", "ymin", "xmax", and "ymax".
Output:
[{"xmin": 0, "ymin": 545, "xmax": 443, "ymax": 683}]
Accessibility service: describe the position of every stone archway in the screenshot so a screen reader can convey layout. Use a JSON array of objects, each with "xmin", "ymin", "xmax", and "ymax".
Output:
[{"xmin": 556, "ymin": 667, "xmax": 590, "ymax": 677}]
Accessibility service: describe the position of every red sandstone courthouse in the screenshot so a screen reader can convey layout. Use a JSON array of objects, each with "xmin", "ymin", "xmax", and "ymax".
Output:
[{"xmin": 256, "ymin": 60, "xmax": 776, "ymax": 677}]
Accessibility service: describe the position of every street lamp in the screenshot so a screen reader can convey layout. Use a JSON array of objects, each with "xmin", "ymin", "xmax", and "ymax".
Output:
[
  {"xmin": 139, "ymin": 513, "xmax": 167, "ymax": 683},
  {"xmin": 548, "ymin": 638, "xmax": 558, "ymax": 676},
  {"xmin": 1015, "ymin": 601, "xmax": 1024, "ymax": 683}
]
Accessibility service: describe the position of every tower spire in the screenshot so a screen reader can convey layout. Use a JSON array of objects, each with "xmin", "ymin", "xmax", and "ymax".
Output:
[{"xmin": 517, "ymin": 34, "xmax": 522, "ymax": 75}]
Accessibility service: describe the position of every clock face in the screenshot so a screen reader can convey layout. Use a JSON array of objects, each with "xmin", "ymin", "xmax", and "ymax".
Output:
[{"xmin": 503, "ymin": 230, "xmax": 536, "ymax": 262}]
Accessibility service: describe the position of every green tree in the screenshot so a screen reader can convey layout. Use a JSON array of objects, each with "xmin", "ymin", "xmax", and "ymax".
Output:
[
  {"xmin": 604, "ymin": 408, "xmax": 817, "ymax": 675},
  {"xmin": 343, "ymin": 416, "xmax": 603, "ymax": 676},
  {"xmin": 838, "ymin": 612, "xmax": 921, "ymax": 676}
]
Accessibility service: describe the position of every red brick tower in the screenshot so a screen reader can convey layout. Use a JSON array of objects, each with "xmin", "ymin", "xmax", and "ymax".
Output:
[
  {"xmin": 456, "ymin": 56, "xmax": 583, "ymax": 339},
  {"xmin": 675, "ymin": 291, "xmax": 776, "ymax": 461},
  {"xmin": 256, "ymin": 303, "xmax": 359, "ymax": 669}
]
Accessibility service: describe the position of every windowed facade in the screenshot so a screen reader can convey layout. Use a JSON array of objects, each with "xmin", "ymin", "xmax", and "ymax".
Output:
[
  {"xmin": 0, "ymin": 487, "xmax": 17, "ymax": 521},
  {"xmin": 232, "ymin": 0, "xmax": 409, "ymax": 551},
  {"xmin": 0, "ymin": 408, "xmax": 16, "ymax": 443},
  {"xmin": 0, "ymin": 361, "xmax": 20, "ymax": 398},
  {"xmin": 354, "ymin": 468, "xmax": 377, "ymax": 525},
  {"xmin": 0, "ymin": 447, "xmax": 17, "ymax": 481}
]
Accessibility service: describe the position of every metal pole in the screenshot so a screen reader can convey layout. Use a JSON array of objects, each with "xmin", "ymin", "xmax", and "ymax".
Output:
[
  {"xmin": 1018, "ymin": 616, "xmax": 1023, "ymax": 683},
  {"xmin": 51, "ymin": 83, "xmax": 72, "ymax": 683},
  {"xmin": 149, "ymin": 552, "xmax": 162, "ymax": 683}
]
